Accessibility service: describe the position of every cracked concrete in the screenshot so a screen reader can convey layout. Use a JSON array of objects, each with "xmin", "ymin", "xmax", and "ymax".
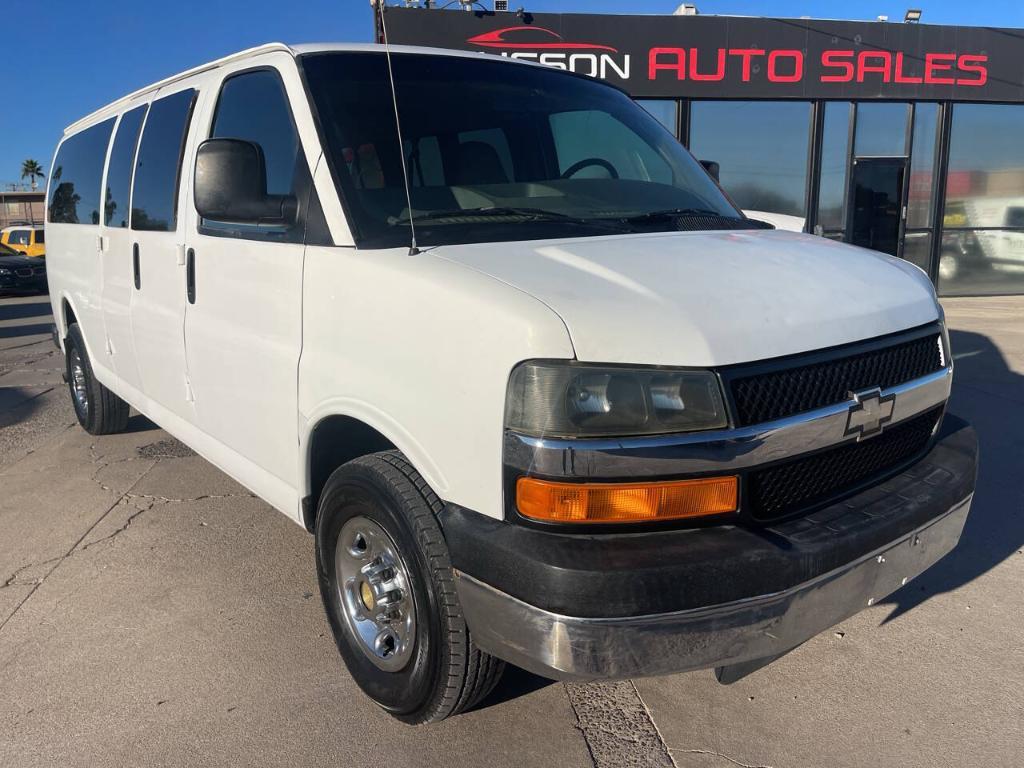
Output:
[{"xmin": 2, "ymin": 293, "xmax": 1023, "ymax": 768}]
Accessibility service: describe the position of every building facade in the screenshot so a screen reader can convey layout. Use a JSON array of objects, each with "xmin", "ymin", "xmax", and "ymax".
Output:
[
  {"xmin": 382, "ymin": 8, "xmax": 1024, "ymax": 296},
  {"xmin": 0, "ymin": 190, "xmax": 45, "ymax": 229}
]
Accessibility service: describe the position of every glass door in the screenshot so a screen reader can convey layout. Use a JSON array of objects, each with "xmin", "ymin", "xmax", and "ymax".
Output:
[{"xmin": 848, "ymin": 157, "xmax": 907, "ymax": 256}]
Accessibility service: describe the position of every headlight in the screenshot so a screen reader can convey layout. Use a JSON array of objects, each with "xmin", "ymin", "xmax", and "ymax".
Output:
[
  {"xmin": 0, "ymin": 267, "xmax": 12, "ymax": 276},
  {"xmin": 505, "ymin": 361, "xmax": 728, "ymax": 438}
]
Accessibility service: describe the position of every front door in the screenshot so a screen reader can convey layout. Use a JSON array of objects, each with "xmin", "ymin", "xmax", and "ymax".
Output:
[
  {"xmin": 848, "ymin": 158, "xmax": 906, "ymax": 257},
  {"xmin": 182, "ymin": 59, "xmax": 310, "ymax": 514}
]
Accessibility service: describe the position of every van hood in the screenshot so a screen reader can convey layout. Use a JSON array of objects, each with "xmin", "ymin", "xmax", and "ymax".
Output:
[{"xmin": 433, "ymin": 229, "xmax": 940, "ymax": 367}]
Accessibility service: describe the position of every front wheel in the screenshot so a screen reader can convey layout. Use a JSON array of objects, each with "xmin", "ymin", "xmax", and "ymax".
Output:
[
  {"xmin": 315, "ymin": 451, "xmax": 504, "ymax": 724},
  {"xmin": 64, "ymin": 323, "xmax": 130, "ymax": 435}
]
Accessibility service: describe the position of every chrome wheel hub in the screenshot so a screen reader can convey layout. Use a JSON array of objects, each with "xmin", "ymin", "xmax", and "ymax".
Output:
[
  {"xmin": 335, "ymin": 516, "xmax": 416, "ymax": 672},
  {"xmin": 69, "ymin": 348, "xmax": 89, "ymax": 417}
]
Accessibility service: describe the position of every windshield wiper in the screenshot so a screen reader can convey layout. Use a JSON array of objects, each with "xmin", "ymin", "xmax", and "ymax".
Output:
[
  {"xmin": 392, "ymin": 206, "xmax": 625, "ymax": 228},
  {"xmin": 620, "ymin": 207, "xmax": 743, "ymax": 223}
]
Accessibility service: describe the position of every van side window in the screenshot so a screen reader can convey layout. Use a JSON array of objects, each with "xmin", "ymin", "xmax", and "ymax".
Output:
[
  {"xmin": 34, "ymin": 229, "xmax": 43, "ymax": 244},
  {"xmin": 105, "ymin": 105, "xmax": 148, "ymax": 228},
  {"xmin": 202, "ymin": 68, "xmax": 303, "ymax": 240},
  {"xmin": 8, "ymin": 230, "xmax": 30, "ymax": 246},
  {"xmin": 132, "ymin": 89, "xmax": 197, "ymax": 232},
  {"xmin": 47, "ymin": 118, "xmax": 115, "ymax": 225}
]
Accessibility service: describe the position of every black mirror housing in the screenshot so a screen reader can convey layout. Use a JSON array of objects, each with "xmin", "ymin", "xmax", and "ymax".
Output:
[
  {"xmin": 700, "ymin": 159, "xmax": 721, "ymax": 182},
  {"xmin": 194, "ymin": 138, "xmax": 298, "ymax": 225}
]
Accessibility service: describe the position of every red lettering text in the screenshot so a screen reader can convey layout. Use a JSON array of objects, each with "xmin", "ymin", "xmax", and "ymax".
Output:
[
  {"xmin": 767, "ymin": 49, "xmax": 803, "ymax": 82},
  {"xmin": 689, "ymin": 47, "xmax": 726, "ymax": 81},
  {"xmin": 648, "ymin": 47, "xmax": 686, "ymax": 79},
  {"xmin": 821, "ymin": 50, "xmax": 855, "ymax": 82},
  {"xmin": 728, "ymin": 48, "xmax": 765, "ymax": 81},
  {"xmin": 857, "ymin": 51, "xmax": 892, "ymax": 82},
  {"xmin": 893, "ymin": 52, "xmax": 923, "ymax": 83},
  {"xmin": 957, "ymin": 54, "xmax": 988, "ymax": 85},
  {"xmin": 924, "ymin": 52, "xmax": 957, "ymax": 84}
]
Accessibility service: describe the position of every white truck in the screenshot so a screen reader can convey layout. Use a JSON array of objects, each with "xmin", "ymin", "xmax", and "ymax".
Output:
[{"xmin": 45, "ymin": 43, "xmax": 976, "ymax": 724}]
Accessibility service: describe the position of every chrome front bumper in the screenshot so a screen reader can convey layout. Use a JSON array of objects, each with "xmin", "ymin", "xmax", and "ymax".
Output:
[{"xmin": 454, "ymin": 495, "xmax": 971, "ymax": 682}]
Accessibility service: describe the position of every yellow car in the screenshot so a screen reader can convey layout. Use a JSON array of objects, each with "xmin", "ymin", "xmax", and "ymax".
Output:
[{"xmin": 1, "ymin": 225, "xmax": 45, "ymax": 257}]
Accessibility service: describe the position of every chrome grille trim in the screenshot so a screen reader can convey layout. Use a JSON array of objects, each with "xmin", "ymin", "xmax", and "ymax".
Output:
[{"xmin": 504, "ymin": 366, "xmax": 952, "ymax": 479}]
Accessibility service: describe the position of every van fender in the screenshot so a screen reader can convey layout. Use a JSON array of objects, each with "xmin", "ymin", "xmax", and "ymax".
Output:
[{"xmin": 300, "ymin": 397, "xmax": 450, "ymax": 502}]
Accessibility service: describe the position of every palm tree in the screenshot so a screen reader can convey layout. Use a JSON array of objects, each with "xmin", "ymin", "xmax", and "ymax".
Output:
[{"xmin": 21, "ymin": 159, "xmax": 44, "ymax": 191}]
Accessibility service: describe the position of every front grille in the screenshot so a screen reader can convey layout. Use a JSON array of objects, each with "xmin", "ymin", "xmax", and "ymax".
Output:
[
  {"xmin": 746, "ymin": 407, "xmax": 942, "ymax": 522},
  {"xmin": 33, "ymin": 267, "xmax": 45, "ymax": 276},
  {"xmin": 15, "ymin": 268, "xmax": 31, "ymax": 277},
  {"xmin": 729, "ymin": 330, "xmax": 944, "ymax": 426}
]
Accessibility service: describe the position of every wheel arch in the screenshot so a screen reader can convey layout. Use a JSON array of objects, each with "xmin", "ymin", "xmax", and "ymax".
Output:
[
  {"xmin": 301, "ymin": 406, "xmax": 449, "ymax": 533},
  {"xmin": 56, "ymin": 292, "xmax": 81, "ymax": 353}
]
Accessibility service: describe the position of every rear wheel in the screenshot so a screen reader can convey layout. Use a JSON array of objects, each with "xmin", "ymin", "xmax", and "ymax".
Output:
[
  {"xmin": 65, "ymin": 323, "xmax": 130, "ymax": 435},
  {"xmin": 315, "ymin": 451, "xmax": 504, "ymax": 724}
]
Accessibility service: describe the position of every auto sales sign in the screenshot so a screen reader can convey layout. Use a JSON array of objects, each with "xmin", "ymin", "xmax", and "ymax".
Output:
[{"xmin": 381, "ymin": 9, "xmax": 1023, "ymax": 102}]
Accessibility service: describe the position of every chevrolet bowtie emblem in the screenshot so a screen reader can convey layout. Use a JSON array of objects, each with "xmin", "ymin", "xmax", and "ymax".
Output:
[{"xmin": 845, "ymin": 387, "xmax": 896, "ymax": 440}]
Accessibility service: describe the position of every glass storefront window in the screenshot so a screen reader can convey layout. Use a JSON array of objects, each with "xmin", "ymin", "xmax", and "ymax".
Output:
[
  {"xmin": 818, "ymin": 101, "xmax": 851, "ymax": 231},
  {"xmin": 854, "ymin": 103, "xmax": 910, "ymax": 157},
  {"xmin": 907, "ymin": 103, "xmax": 939, "ymax": 229},
  {"xmin": 902, "ymin": 231, "xmax": 932, "ymax": 274},
  {"xmin": 636, "ymin": 99, "xmax": 678, "ymax": 137},
  {"xmin": 945, "ymin": 104, "xmax": 1024, "ymax": 229},
  {"xmin": 939, "ymin": 103, "xmax": 1024, "ymax": 295},
  {"xmin": 689, "ymin": 101, "xmax": 810, "ymax": 219}
]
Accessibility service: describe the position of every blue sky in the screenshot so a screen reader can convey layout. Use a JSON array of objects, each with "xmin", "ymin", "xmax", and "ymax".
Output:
[{"xmin": 4, "ymin": 0, "xmax": 1024, "ymax": 187}]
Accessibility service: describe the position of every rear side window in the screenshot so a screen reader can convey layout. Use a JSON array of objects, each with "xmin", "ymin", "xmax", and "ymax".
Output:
[
  {"xmin": 48, "ymin": 118, "xmax": 115, "ymax": 224},
  {"xmin": 132, "ymin": 89, "xmax": 196, "ymax": 232},
  {"xmin": 34, "ymin": 230, "xmax": 44, "ymax": 244},
  {"xmin": 202, "ymin": 68, "xmax": 303, "ymax": 240},
  {"xmin": 105, "ymin": 105, "xmax": 147, "ymax": 228},
  {"xmin": 8, "ymin": 229, "xmax": 30, "ymax": 245}
]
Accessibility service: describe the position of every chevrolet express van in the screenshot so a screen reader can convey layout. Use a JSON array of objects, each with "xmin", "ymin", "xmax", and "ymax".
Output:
[{"xmin": 46, "ymin": 43, "xmax": 977, "ymax": 724}]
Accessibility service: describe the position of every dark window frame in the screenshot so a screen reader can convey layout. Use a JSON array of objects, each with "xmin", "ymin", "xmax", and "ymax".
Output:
[
  {"xmin": 47, "ymin": 118, "xmax": 116, "ymax": 226},
  {"xmin": 198, "ymin": 65, "xmax": 312, "ymax": 244},
  {"xmin": 131, "ymin": 88, "xmax": 198, "ymax": 233},
  {"xmin": 104, "ymin": 104, "xmax": 149, "ymax": 229}
]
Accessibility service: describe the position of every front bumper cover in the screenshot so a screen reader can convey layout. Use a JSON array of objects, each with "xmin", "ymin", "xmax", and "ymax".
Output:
[{"xmin": 443, "ymin": 416, "xmax": 977, "ymax": 681}]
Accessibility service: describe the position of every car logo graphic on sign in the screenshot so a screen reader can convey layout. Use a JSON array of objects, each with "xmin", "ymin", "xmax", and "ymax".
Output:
[
  {"xmin": 466, "ymin": 26, "xmax": 618, "ymax": 52},
  {"xmin": 845, "ymin": 387, "xmax": 896, "ymax": 440}
]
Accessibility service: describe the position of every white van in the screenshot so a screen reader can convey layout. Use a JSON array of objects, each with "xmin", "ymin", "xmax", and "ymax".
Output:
[{"xmin": 46, "ymin": 43, "xmax": 976, "ymax": 723}]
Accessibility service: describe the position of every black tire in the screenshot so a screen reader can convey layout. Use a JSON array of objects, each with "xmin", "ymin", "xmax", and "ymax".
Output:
[
  {"xmin": 65, "ymin": 323, "xmax": 130, "ymax": 435},
  {"xmin": 315, "ymin": 450, "xmax": 504, "ymax": 724}
]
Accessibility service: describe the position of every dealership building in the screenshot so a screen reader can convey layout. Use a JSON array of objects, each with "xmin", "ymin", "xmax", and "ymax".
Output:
[{"xmin": 382, "ymin": 7, "xmax": 1024, "ymax": 296}]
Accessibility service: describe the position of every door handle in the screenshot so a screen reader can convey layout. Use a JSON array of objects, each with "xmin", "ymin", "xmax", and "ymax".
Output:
[
  {"xmin": 186, "ymin": 248, "xmax": 196, "ymax": 305},
  {"xmin": 132, "ymin": 243, "xmax": 140, "ymax": 289}
]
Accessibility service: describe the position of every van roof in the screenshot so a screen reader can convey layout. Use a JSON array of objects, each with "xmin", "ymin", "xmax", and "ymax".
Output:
[{"xmin": 63, "ymin": 42, "xmax": 532, "ymax": 136}]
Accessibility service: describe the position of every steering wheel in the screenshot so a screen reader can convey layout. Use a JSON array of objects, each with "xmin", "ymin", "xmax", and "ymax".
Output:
[{"xmin": 561, "ymin": 157, "xmax": 619, "ymax": 180}]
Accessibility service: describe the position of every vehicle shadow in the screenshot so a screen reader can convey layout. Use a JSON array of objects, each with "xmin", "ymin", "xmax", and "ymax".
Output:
[
  {"xmin": 0, "ymin": 299, "xmax": 51, "ymax": 322},
  {"xmin": 881, "ymin": 328, "xmax": 1024, "ymax": 621},
  {"xmin": 472, "ymin": 665, "xmax": 555, "ymax": 712},
  {"xmin": 0, "ymin": 322, "xmax": 52, "ymax": 339},
  {"xmin": 0, "ymin": 386, "xmax": 48, "ymax": 429}
]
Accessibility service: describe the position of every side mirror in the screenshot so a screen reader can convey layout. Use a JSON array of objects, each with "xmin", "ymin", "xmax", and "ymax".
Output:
[
  {"xmin": 194, "ymin": 138, "xmax": 298, "ymax": 225},
  {"xmin": 700, "ymin": 159, "xmax": 720, "ymax": 182}
]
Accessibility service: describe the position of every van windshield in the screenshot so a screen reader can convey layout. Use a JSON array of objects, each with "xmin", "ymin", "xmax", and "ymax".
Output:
[{"xmin": 301, "ymin": 51, "xmax": 755, "ymax": 249}]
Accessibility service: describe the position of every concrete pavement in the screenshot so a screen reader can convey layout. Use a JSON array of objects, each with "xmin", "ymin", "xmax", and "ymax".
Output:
[{"xmin": 1, "ymin": 293, "xmax": 1022, "ymax": 767}]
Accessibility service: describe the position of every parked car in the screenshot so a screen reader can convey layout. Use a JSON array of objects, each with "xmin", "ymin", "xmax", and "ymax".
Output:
[
  {"xmin": 0, "ymin": 242, "xmax": 47, "ymax": 295},
  {"xmin": 45, "ymin": 43, "xmax": 976, "ymax": 724},
  {"xmin": 0, "ymin": 225, "xmax": 46, "ymax": 257}
]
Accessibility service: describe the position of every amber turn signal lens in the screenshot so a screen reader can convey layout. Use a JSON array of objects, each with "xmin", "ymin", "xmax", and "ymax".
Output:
[{"xmin": 516, "ymin": 476, "xmax": 738, "ymax": 524}]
